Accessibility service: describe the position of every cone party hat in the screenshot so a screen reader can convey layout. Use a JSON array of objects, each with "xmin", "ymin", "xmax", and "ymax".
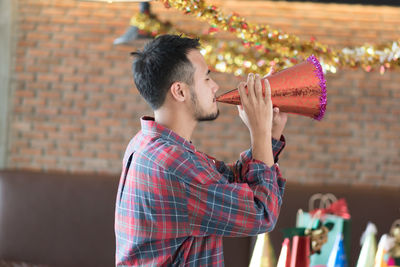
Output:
[
  {"xmin": 249, "ymin": 233, "xmax": 276, "ymax": 267},
  {"xmin": 216, "ymin": 55, "xmax": 327, "ymax": 121},
  {"xmin": 357, "ymin": 222, "xmax": 378, "ymax": 267},
  {"xmin": 374, "ymin": 234, "xmax": 395, "ymax": 267}
]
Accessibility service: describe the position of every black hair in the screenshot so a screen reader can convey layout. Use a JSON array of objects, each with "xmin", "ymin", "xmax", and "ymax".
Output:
[{"xmin": 131, "ymin": 34, "xmax": 201, "ymax": 110}]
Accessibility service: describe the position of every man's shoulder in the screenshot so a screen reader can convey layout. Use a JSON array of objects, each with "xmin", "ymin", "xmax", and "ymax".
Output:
[{"xmin": 131, "ymin": 134, "xmax": 192, "ymax": 168}]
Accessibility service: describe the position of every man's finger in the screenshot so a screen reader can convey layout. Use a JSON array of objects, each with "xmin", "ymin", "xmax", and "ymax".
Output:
[
  {"xmin": 237, "ymin": 82, "xmax": 248, "ymax": 106},
  {"xmin": 264, "ymin": 78, "xmax": 272, "ymax": 103},
  {"xmin": 247, "ymin": 73, "xmax": 257, "ymax": 104},
  {"xmin": 254, "ymin": 74, "xmax": 263, "ymax": 102}
]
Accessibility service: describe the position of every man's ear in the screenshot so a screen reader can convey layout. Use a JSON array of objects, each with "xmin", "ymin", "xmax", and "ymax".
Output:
[{"xmin": 170, "ymin": 82, "xmax": 187, "ymax": 102}]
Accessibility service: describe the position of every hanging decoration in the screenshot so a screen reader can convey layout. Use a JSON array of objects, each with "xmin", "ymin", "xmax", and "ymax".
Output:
[
  {"xmin": 131, "ymin": 12, "xmax": 283, "ymax": 75},
  {"xmin": 130, "ymin": 0, "xmax": 400, "ymax": 75}
]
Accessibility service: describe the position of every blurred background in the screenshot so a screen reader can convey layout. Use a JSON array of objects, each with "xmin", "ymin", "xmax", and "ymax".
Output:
[{"xmin": 0, "ymin": 0, "xmax": 399, "ymax": 266}]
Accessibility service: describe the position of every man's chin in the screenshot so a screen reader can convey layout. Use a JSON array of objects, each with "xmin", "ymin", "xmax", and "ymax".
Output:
[{"xmin": 197, "ymin": 109, "xmax": 220, "ymax": 122}]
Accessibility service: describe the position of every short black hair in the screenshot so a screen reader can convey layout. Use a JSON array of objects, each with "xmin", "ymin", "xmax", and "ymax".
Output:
[{"xmin": 131, "ymin": 34, "xmax": 201, "ymax": 110}]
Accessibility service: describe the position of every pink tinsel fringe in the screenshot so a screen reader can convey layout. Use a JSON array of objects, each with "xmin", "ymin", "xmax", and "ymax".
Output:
[{"xmin": 307, "ymin": 55, "xmax": 327, "ymax": 121}]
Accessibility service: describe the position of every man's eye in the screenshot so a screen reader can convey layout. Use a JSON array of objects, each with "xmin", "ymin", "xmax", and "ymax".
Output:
[{"xmin": 206, "ymin": 78, "xmax": 210, "ymax": 81}]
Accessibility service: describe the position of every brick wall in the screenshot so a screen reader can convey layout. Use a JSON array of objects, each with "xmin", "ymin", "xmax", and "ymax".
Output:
[{"xmin": 7, "ymin": 0, "xmax": 400, "ymax": 187}]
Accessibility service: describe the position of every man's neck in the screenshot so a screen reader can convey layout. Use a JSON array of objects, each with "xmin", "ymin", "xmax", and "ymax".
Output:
[{"xmin": 154, "ymin": 108, "xmax": 197, "ymax": 142}]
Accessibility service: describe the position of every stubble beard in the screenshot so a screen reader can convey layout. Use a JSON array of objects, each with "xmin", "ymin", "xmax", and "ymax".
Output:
[{"xmin": 190, "ymin": 88, "xmax": 219, "ymax": 122}]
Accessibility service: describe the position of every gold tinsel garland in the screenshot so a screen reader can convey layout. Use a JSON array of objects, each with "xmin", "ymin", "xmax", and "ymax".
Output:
[
  {"xmin": 131, "ymin": 0, "xmax": 400, "ymax": 75},
  {"xmin": 131, "ymin": 13, "xmax": 284, "ymax": 75}
]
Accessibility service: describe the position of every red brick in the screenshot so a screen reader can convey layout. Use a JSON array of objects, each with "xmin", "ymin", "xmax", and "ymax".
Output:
[
  {"xmin": 38, "ymin": 42, "xmax": 62, "ymax": 50},
  {"xmin": 62, "ymin": 26, "xmax": 87, "ymax": 34},
  {"xmin": 23, "ymin": 97, "xmax": 46, "ymax": 106},
  {"xmin": 77, "ymin": 18, "xmax": 103, "ymax": 26},
  {"xmin": 26, "ymin": 65, "xmax": 49, "ymax": 72},
  {"xmin": 60, "ymin": 108, "xmax": 83, "ymax": 116},
  {"xmin": 53, "ymin": 2, "xmax": 76, "ymax": 8},
  {"xmin": 71, "ymin": 150, "xmax": 95, "ymax": 158},
  {"xmin": 99, "ymin": 119, "xmax": 121, "ymax": 127},
  {"xmin": 87, "ymin": 110, "xmax": 108, "ymax": 118},
  {"xmin": 31, "ymin": 140, "xmax": 56, "ymax": 150},
  {"xmin": 37, "ymin": 73, "xmax": 60, "ymax": 82},
  {"xmin": 35, "ymin": 123, "xmax": 57, "ymax": 132},
  {"xmin": 12, "ymin": 122, "xmax": 32, "ymax": 131},
  {"xmin": 29, "ymin": 49, "xmax": 51, "ymax": 57},
  {"xmin": 63, "ymin": 91, "xmax": 85, "ymax": 100},
  {"xmin": 36, "ymin": 107, "xmax": 59, "ymax": 116},
  {"xmin": 90, "ymin": 27, "xmax": 112, "ymax": 34},
  {"xmin": 34, "ymin": 157, "xmax": 58, "ymax": 166},
  {"xmin": 20, "ymin": 148, "xmax": 42, "ymax": 156},
  {"xmin": 51, "ymin": 17, "xmax": 75, "ymax": 24},
  {"xmin": 77, "ymin": 2, "xmax": 104, "ymax": 9},
  {"xmin": 97, "ymin": 152, "xmax": 120, "ymax": 160},
  {"xmin": 47, "ymin": 149, "xmax": 69, "ymax": 157},
  {"xmin": 9, "ymin": 156, "xmax": 32, "ymax": 165},
  {"xmin": 104, "ymin": 86, "xmax": 125, "ymax": 94},
  {"xmin": 14, "ymin": 105, "xmax": 34, "ymax": 113},
  {"xmin": 63, "ymin": 74, "xmax": 85, "ymax": 83},
  {"xmin": 36, "ymin": 24, "xmax": 62, "ymax": 32},
  {"xmin": 26, "ymin": 32, "xmax": 51, "ymax": 41},
  {"xmin": 60, "ymin": 124, "xmax": 83, "ymax": 133},
  {"xmin": 88, "ymin": 93, "xmax": 111, "ymax": 102},
  {"xmin": 67, "ymin": 9, "xmax": 91, "ymax": 17},
  {"xmin": 93, "ymin": 11, "xmax": 115, "ymax": 19},
  {"xmin": 88, "ymin": 76, "xmax": 111, "ymax": 85},
  {"xmin": 52, "ymin": 65, "xmax": 75, "ymax": 74},
  {"xmin": 20, "ymin": 24, "xmax": 36, "ymax": 31},
  {"xmin": 52, "ymin": 33, "xmax": 75, "ymax": 42},
  {"xmin": 89, "ymin": 43, "xmax": 114, "ymax": 51},
  {"xmin": 41, "ymin": 7, "xmax": 66, "ymax": 16},
  {"xmin": 23, "ymin": 15, "xmax": 50, "ymax": 24},
  {"xmin": 16, "ymin": 73, "xmax": 34, "ymax": 81},
  {"xmin": 82, "ymin": 142, "xmax": 107, "ymax": 152}
]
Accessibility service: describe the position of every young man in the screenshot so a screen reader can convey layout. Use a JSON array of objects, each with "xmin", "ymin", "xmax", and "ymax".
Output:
[{"xmin": 115, "ymin": 34, "xmax": 287, "ymax": 266}]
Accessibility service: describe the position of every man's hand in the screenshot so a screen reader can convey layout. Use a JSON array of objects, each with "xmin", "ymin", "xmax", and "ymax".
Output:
[
  {"xmin": 272, "ymin": 107, "xmax": 288, "ymax": 140},
  {"xmin": 237, "ymin": 73, "xmax": 274, "ymax": 167}
]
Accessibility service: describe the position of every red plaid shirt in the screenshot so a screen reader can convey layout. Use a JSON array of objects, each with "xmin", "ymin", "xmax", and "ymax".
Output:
[{"xmin": 115, "ymin": 116, "xmax": 286, "ymax": 266}]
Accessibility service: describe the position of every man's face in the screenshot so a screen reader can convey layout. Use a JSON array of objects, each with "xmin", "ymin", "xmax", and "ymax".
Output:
[{"xmin": 186, "ymin": 50, "xmax": 220, "ymax": 122}]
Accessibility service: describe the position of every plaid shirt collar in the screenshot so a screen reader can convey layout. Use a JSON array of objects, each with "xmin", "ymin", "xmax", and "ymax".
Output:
[{"xmin": 140, "ymin": 116, "xmax": 196, "ymax": 153}]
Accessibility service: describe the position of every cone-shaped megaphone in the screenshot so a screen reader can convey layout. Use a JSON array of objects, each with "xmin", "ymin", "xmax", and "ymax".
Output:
[{"xmin": 216, "ymin": 55, "xmax": 327, "ymax": 121}]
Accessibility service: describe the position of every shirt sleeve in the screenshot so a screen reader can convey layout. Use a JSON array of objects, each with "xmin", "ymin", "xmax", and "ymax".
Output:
[
  {"xmin": 168, "ymin": 144, "xmax": 286, "ymax": 238},
  {"xmin": 214, "ymin": 136, "xmax": 286, "ymax": 183}
]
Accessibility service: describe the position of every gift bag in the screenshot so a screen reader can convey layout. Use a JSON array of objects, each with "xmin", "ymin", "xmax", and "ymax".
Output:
[
  {"xmin": 277, "ymin": 238, "xmax": 291, "ymax": 267},
  {"xmin": 296, "ymin": 193, "xmax": 351, "ymax": 266},
  {"xmin": 281, "ymin": 228, "xmax": 312, "ymax": 267},
  {"xmin": 290, "ymin": 235, "xmax": 311, "ymax": 267}
]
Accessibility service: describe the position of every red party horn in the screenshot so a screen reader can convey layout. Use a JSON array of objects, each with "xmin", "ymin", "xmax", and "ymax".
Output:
[{"xmin": 216, "ymin": 55, "xmax": 327, "ymax": 121}]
